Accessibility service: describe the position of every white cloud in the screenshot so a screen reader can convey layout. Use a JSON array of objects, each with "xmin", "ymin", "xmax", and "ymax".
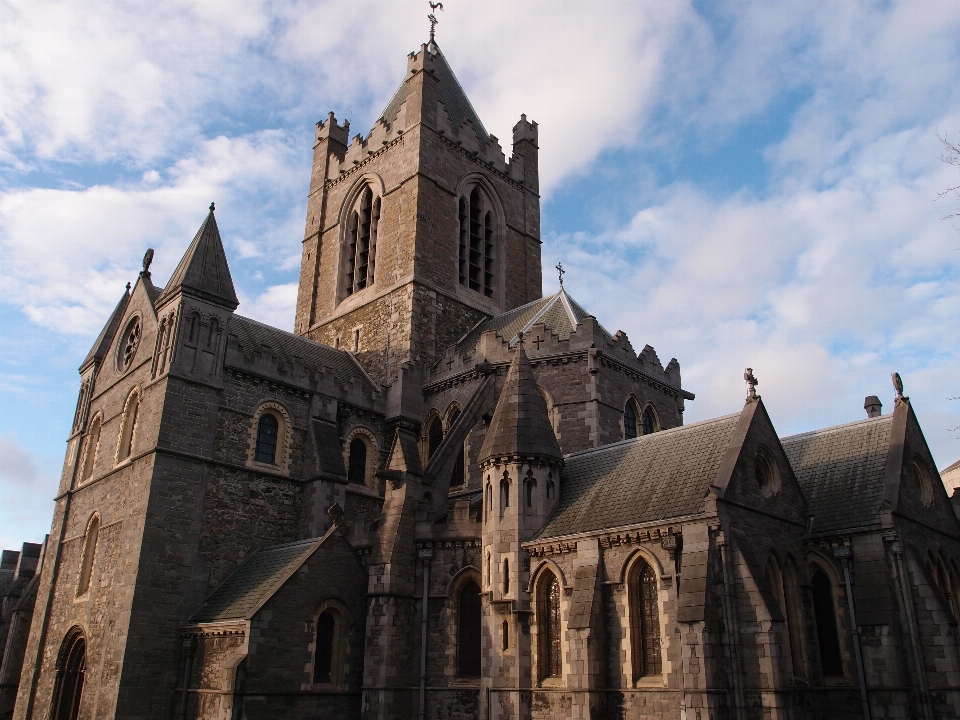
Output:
[
  {"xmin": 239, "ymin": 282, "xmax": 299, "ymax": 331},
  {"xmin": 0, "ymin": 435, "xmax": 57, "ymax": 550}
]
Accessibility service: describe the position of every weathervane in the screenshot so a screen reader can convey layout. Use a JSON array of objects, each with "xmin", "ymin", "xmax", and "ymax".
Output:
[
  {"xmin": 744, "ymin": 367, "xmax": 759, "ymax": 401},
  {"xmin": 141, "ymin": 248, "xmax": 154, "ymax": 276},
  {"xmin": 892, "ymin": 371, "xmax": 908, "ymax": 405},
  {"xmin": 428, "ymin": 2, "xmax": 443, "ymax": 50},
  {"xmin": 556, "ymin": 262, "xmax": 565, "ymax": 287}
]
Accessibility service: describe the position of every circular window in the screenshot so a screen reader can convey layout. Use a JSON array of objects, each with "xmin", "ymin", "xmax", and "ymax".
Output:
[
  {"xmin": 117, "ymin": 316, "xmax": 142, "ymax": 372},
  {"xmin": 755, "ymin": 447, "xmax": 781, "ymax": 498},
  {"xmin": 912, "ymin": 458, "xmax": 934, "ymax": 507}
]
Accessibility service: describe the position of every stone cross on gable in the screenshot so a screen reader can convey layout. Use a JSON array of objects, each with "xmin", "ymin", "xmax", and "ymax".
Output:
[
  {"xmin": 556, "ymin": 262, "xmax": 565, "ymax": 287},
  {"xmin": 744, "ymin": 367, "xmax": 759, "ymax": 401}
]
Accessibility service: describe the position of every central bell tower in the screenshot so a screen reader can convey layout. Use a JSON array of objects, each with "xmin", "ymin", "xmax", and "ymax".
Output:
[{"xmin": 294, "ymin": 42, "xmax": 542, "ymax": 385}]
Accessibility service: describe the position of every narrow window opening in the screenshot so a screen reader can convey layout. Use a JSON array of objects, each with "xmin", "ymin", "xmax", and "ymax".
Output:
[
  {"xmin": 503, "ymin": 558, "xmax": 510, "ymax": 595},
  {"xmin": 313, "ymin": 611, "xmax": 336, "ymax": 684},
  {"xmin": 547, "ymin": 474, "xmax": 555, "ymax": 500},
  {"xmin": 427, "ymin": 416, "xmax": 443, "ymax": 461},
  {"xmin": 500, "ymin": 475, "xmax": 510, "ymax": 517},
  {"xmin": 458, "ymin": 197, "xmax": 468, "ymax": 286},
  {"xmin": 344, "ymin": 187, "xmax": 379, "ymax": 297},
  {"xmin": 76, "ymin": 516, "xmax": 100, "ymax": 597},
  {"xmin": 624, "ymin": 400, "xmax": 638, "ymax": 440},
  {"xmin": 483, "ymin": 211, "xmax": 494, "ymax": 297},
  {"xmin": 188, "ymin": 314, "xmax": 198, "ymax": 344},
  {"xmin": 811, "ymin": 567, "xmax": 843, "ymax": 677},
  {"xmin": 539, "ymin": 573, "xmax": 562, "ymax": 680},
  {"xmin": 80, "ymin": 417, "xmax": 101, "ymax": 483},
  {"xmin": 485, "ymin": 552, "xmax": 491, "ymax": 586},
  {"xmin": 255, "ymin": 413, "xmax": 279, "ymax": 465},
  {"xmin": 457, "ymin": 580, "xmax": 482, "ymax": 676},
  {"xmin": 501, "ymin": 620, "xmax": 509, "ymax": 652},
  {"xmin": 352, "ymin": 328, "xmax": 361, "ymax": 353},
  {"xmin": 630, "ymin": 560, "xmax": 662, "ymax": 679},
  {"xmin": 207, "ymin": 319, "xmax": 218, "ymax": 348},
  {"xmin": 485, "ymin": 482, "xmax": 492, "ymax": 519},
  {"xmin": 642, "ymin": 406, "xmax": 657, "ymax": 435},
  {"xmin": 459, "ymin": 187, "xmax": 495, "ymax": 297},
  {"xmin": 348, "ymin": 437, "xmax": 367, "ymax": 485},
  {"xmin": 117, "ymin": 391, "xmax": 140, "ymax": 462}
]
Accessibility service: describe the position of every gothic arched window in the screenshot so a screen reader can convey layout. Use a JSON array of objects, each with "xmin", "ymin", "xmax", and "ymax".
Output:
[
  {"xmin": 458, "ymin": 186, "xmax": 496, "ymax": 298},
  {"xmin": 457, "ymin": 580, "xmax": 482, "ymax": 676},
  {"xmin": 80, "ymin": 415, "xmax": 102, "ymax": 484},
  {"xmin": 500, "ymin": 474, "xmax": 510, "ymax": 517},
  {"xmin": 538, "ymin": 571, "xmax": 562, "ymax": 681},
  {"xmin": 624, "ymin": 399, "xmax": 639, "ymax": 440},
  {"xmin": 629, "ymin": 558, "xmax": 662, "ymax": 680},
  {"xmin": 344, "ymin": 187, "xmax": 381, "ymax": 298},
  {"xmin": 810, "ymin": 566, "xmax": 843, "ymax": 677},
  {"xmin": 641, "ymin": 405, "xmax": 658, "ymax": 436},
  {"xmin": 427, "ymin": 416, "xmax": 443, "ymax": 462},
  {"xmin": 76, "ymin": 515, "xmax": 100, "ymax": 597},
  {"xmin": 348, "ymin": 437, "xmax": 367, "ymax": 485},
  {"xmin": 51, "ymin": 629, "xmax": 86, "ymax": 720},
  {"xmin": 255, "ymin": 413, "xmax": 279, "ymax": 464},
  {"xmin": 447, "ymin": 407, "xmax": 466, "ymax": 487},
  {"xmin": 116, "ymin": 389, "xmax": 140, "ymax": 463},
  {"xmin": 312, "ymin": 605, "xmax": 346, "ymax": 686}
]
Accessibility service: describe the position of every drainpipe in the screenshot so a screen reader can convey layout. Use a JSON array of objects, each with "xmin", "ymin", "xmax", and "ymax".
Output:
[
  {"xmin": 718, "ymin": 537, "xmax": 747, "ymax": 720},
  {"xmin": 418, "ymin": 547, "xmax": 433, "ymax": 720},
  {"xmin": 892, "ymin": 545, "xmax": 933, "ymax": 720},
  {"xmin": 833, "ymin": 546, "xmax": 871, "ymax": 720}
]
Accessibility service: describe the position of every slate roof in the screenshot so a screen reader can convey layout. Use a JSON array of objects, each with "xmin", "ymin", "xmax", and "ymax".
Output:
[
  {"xmin": 781, "ymin": 415, "xmax": 892, "ymax": 534},
  {"xmin": 379, "ymin": 46, "xmax": 488, "ymax": 140},
  {"xmin": 478, "ymin": 340, "xmax": 562, "ymax": 464},
  {"xmin": 81, "ymin": 287, "xmax": 130, "ymax": 369},
  {"xmin": 188, "ymin": 537, "xmax": 322, "ymax": 623},
  {"xmin": 156, "ymin": 207, "xmax": 239, "ymax": 310},
  {"xmin": 228, "ymin": 315, "xmax": 377, "ymax": 392},
  {"xmin": 538, "ymin": 414, "xmax": 742, "ymax": 540},
  {"xmin": 456, "ymin": 289, "xmax": 602, "ymax": 355}
]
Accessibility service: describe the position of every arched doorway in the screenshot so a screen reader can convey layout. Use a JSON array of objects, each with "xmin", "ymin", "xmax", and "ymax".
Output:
[{"xmin": 51, "ymin": 629, "xmax": 85, "ymax": 720}]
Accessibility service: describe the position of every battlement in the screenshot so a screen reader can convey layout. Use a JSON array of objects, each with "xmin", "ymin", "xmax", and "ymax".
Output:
[{"xmin": 316, "ymin": 111, "xmax": 350, "ymax": 146}]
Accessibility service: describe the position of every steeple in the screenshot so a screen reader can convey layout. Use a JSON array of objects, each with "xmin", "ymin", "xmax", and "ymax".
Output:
[
  {"xmin": 157, "ymin": 203, "xmax": 239, "ymax": 310},
  {"xmin": 479, "ymin": 336, "xmax": 562, "ymax": 465}
]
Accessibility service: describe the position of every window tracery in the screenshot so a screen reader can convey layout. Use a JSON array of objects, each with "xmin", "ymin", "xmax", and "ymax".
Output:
[
  {"xmin": 458, "ymin": 186, "xmax": 496, "ymax": 297},
  {"xmin": 629, "ymin": 557, "xmax": 662, "ymax": 680},
  {"xmin": 538, "ymin": 571, "xmax": 562, "ymax": 681},
  {"xmin": 343, "ymin": 186, "xmax": 380, "ymax": 298},
  {"xmin": 117, "ymin": 316, "xmax": 142, "ymax": 372},
  {"xmin": 641, "ymin": 404, "xmax": 659, "ymax": 436}
]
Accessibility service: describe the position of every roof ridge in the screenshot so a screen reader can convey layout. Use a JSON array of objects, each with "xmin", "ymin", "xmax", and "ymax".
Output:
[
  {"xmin": 565, "ymin": 412, "xmax": 742, "ymax": 460},
  {"xmin": 233, "ymin": 314, "xmax": 336, "ymax": 350},
  {"xmin": 259, "ymin": 536, "xmax": 326, "ymax": 552},
  {"xmin": 781, "ymin": 413, "xmax": 891, "ymax": 444}
]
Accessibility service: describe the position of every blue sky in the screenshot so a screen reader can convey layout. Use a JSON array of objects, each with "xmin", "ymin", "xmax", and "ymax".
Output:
[{"xmin": 3, "ymin": 0, "xmax": 960, "ymax": 549}]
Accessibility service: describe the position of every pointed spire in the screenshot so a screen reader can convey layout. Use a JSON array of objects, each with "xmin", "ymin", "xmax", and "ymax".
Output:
[
  {"xmin": 478, "ymin": 335, "xmax": 563, "ymax": 465},
  {"xmin": 81, "ymin": 285, "xmax": 131, "ymax": 370},
  {"xmin": 156, "ymin": 203, "xmax": 239, "ymax": 310}
]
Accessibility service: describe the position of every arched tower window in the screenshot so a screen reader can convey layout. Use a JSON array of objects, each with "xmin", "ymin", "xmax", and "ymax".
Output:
[
  {"xmin": 810, "ymin": 566, "xmax": 843, "ymax": 678},
  {"xmin": 457, "ymin": 580, "xmax": 482, "ymax": 676},
  {"xmin": 76, "ymin": 515, "xmax": 100, "ymax": 597},
  {"xmin": 51, "ymin": 629, "xmax": 86, "ymax": 720},
  {"xmin": 500, "ymin": 473, "xmax": 510, "ymax": 517},
  {"xmin": 458, "ymin": 186, "xmax": 496, "ymax": 297},
  {"xmin": 641, "ymin": 405, "xmax": 659, "ymax": 436},
  {"xmin": 80, "ymin": 415, "xmax": 102, "ymax": 484},
  {"xmin": 255, "ymin": 413, "xmax": 279, "ymax": 464},
  {"xmin": 312, "ymin": 605, "xmax": 346, "ymax": 686},
  {"xmin": 344, "ymin": 186, "xmax": 380, "ymax": 297},
  {"xmin": 116, "ymin": 389, "xmax": 140, "ymax": 463},
  {"xmin": 503, "ymin": 558, "xmax": 510, "ymax": 595},
  {"xmin": 629, "ymin": 558, "xmax": 662, "ymax": 680},
  {"xmin": 348, "ymin": 437, "xmax": 367, "ymax": 485},
  {"xmin": 525, "ymin": 470, "xmax": 537, "ymax": 510},
  {"xmin": 538, "ymin": 571, "xmax": 562, "ymax": 681},
  {"xmin": 624, "ymin": 399, "xmax": 639, "ymax": 440}
]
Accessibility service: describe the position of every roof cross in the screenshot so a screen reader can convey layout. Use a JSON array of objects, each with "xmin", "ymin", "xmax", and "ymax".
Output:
[
  {"xmin": 744, "ymin": 367, "xmax": 759, "ymax": 401},
  {"xmin": 556, "ymin": 262, "xmax": 565, "ymax": 287}
]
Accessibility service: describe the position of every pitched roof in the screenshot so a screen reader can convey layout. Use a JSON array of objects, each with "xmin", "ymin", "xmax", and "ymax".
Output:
[
  {"xmin": 188, "ymin": 537, "xmax": 322, "ymax": 623},
  {"xmin": 228, "ymin": 315, "xmax": 377, "ymax": 391},
  {"xmin": 479, "ymin": 340, "xmax": 562, "ymax": 464},
  {"xmin": 81, "ymin": 286, "xmax": 130, "ymax": 369},
  {"xmin": 537, "ymin": 414, "xmax": 742, "ymax": 540},
  {"xmin": 379, "ymin": 46, "xmax": 488, "ymax": 140},
  {"xmin": 156, "ymin": 206, "xmax": 239, "ymax": 310},
  {"xmin": 781, "ymin": 415, "xmax": 893, "ymax": 534},
  {"xmin": 456, "ymin": 289, "xmax": 603, "ymax": 356}
]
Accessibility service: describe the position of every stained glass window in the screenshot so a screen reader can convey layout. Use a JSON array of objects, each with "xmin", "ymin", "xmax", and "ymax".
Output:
[
  {"xmin": 255, "ymin": 414, "xmax": 278, "ymax": 464},
  {"xmin": 631, "ymin": 561, "xmax": 661, "ymax": 678},
  {"xmin": 540, "ymin": 574, "xmax": 562, "ymax": 679}
]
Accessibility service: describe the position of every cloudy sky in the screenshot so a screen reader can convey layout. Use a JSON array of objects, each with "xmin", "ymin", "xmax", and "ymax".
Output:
[{"xmin": 2, "ymin": 0, "xmax": 960, "ymax": 550}]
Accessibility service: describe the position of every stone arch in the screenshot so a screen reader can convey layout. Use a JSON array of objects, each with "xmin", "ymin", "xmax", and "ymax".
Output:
[
  {"xmin": 911, "ymin": 454, "xmax": 934, "ymax": 507},
  {"xmin": 76, "ymin": 513, "xmax": 100, "ymax": 598},
  {"xmin": 344, "ymin": 426, "xmax": 379, "ymax": 488},
  {"xmin": 528, "ymin": 558, "xmax": 570, "ymax": 594},
  {"xmin": 51, "ymin": 626, "xmax": 86, "ymax": 720},
  {"xmin": 115, "ymin": 386, "xmax": 141, "ymax": 464},
  {"xmin": 116, "ymin": 313, "xmax": 143, "ymax": 374},
  {"xmin": 806, "ymin": 551, "xmax": 846, "ymax": 679},
  {"xmin": 623, "ymin": 395, "xmax": 642, "ymax": 440},
  {"xmin": 336, "ymin": 173, "xmax": 386, "ymax": 304},
  {"xmin": 78, "ymin": 411, "xmax": 103, "ymax": 485},
  {"xmin": 538, "ymin": 385, "xmax": 561, "ymax": 434},
  {"xmin": 246, "ymin": 401, "xmax": 293, "ymax": 474},
  {"xmin": 533, "ymin": 563, "xmax": 565, "ymax": 684},
  {"xmin": 755, "ymin": 445, "xmax": 782, "ymax": 498},
  {"xmin": 641, "ymin": 402, "xmax": 660, "ymax": 435},
  {"xmin": 625, "ymin": 549, "xmax": 665, "ymax": 683},
  {"xmin": 444, "ymin": 403, "xmax": 467, "ymax": 487},
  {"xmin": 447, "ymin": 568, "xmax": 482, "ymax": 678},
  {"xmin": 309, "ymin": 598, "xmax": 350, "ymax": 688},
  {"xmin": 454, "ymin": 173, "xmax": 506, "ymax": 304},
  {"xmin": 421, "ymin": 409, "xmax": 444, "ymax": 465},
  {"xmin": 615, "ymin": 546, "xmax": 668, "ymax": 586}
]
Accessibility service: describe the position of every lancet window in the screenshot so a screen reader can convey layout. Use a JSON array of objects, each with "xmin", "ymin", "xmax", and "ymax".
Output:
[
  {"xmin": 255, "ymin": 413, "xmax": 279, "ymax": 465},
  {"xmin": 624, "ymin": 399, "xmax": 639, "ymax": 440},
  {"xmin": 810, "ymin": 566, "xmax": 843, "ymax": 677},
  {"xmin": 629, "ymin": 559, "xmax": 662, "ymax": 679},
  {"xmin": 347, "ymin": 437, "xmax": 367, "ymax": 485},
  {"xmin": 76, "ymin": 514, "xmax": 100, "ymax": 597},
  {"xmin": 457, "ymin": 580, "xmax": 482, "ymax": 676},
  {"xmin": 344, "ymin": 186, "xmax": 380, "ymax": 297},
  {"xmin": 538, "ymin": 571, "xmax": 562, "ymax": 681},
  {"xmin": 116, "ymin": 389, "xmax": 140, "ymax": 463},
  {"xmin": 51, "ymin": 628, "xmax": 86, "ymax": 720},
  {"xmin": 458, "ymin": 186, "xmax": 495, "ymax": 298}
]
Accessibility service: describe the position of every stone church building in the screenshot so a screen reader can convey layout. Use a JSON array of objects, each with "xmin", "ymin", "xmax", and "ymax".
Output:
[{"xmin": 3, "ymin": 35, "xmax": 960, "ymax": 720}]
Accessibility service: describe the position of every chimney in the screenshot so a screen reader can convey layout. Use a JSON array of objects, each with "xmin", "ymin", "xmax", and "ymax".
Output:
[{"xmin": 864, "ymin": 395, "xmax": 882, "ymax": 418}]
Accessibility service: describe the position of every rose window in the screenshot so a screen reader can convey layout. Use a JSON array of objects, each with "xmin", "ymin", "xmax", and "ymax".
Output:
[{"xmin": 118, "ymin": 317, "xmax": 142, "ymax": 371}]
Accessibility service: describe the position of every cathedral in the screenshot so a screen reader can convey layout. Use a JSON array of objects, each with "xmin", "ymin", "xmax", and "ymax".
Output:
[{"xmin": 2, "ymin": 32, "xmax": 960, "ymax": 720}]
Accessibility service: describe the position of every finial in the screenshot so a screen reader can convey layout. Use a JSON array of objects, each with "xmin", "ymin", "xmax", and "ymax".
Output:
[
  {"xmin": 209, "ymin": 201, "xmax": 215, "ymax": 212},
  {"xmin": 141, "ymin": 248, "xmax": 154, "ymax": 275},
  {"xmin": 556, "ymin": 261, "xmax": 565, "ymax": 287},
  {"xmin": 327, "ymin": 502, "xmax": 344, "ymax": 527},
  {"xmin": 125, "ymin": 282, "xmax": 131, "ymax": 293},
  {"xmin": 744, "ymin": 367, "xmax": 759, "ymax": 401},
  {"xmin": 517, "ymin": 331, "xmax": 524, "ymax": 345},
  {"xmin": 427, "ymin": 1, "xmax": 443, "ymax": 53},
  {"xmin": 892, "ymin": 372, "xmax": 908, "ymax": 405}
]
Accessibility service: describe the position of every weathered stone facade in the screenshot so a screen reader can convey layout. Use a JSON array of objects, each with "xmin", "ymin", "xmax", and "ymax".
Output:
[{"xmin": 3, "ymin": 36, "xmax": 960, "ymax": 720}]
